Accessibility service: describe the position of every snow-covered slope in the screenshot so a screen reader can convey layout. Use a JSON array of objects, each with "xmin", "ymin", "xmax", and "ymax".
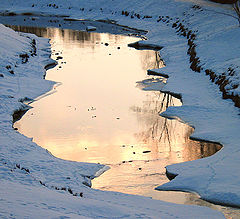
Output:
[{"xmin": 0, "ymin": 0, "xmax": 240, "ymax": 217}]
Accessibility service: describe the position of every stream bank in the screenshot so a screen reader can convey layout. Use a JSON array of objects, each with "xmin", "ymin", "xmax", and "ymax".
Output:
[{"xmin": 7, "ymin": 20, "xmax": 238, "ymax": 218}]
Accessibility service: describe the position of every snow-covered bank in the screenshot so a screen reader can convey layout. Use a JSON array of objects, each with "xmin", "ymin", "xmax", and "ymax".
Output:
[
  {"xmin": 0, "ymin": 0, "xmax": 239, "ymax": 217},
  {"xmin": 0, "ymin": 13, "xmax": 225, "ymax": 219}
]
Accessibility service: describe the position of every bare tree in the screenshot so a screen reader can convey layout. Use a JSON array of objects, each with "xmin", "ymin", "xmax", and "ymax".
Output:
[{"xmin": 233, "ymin": 0, "xmax": 240, "ymax": 25}]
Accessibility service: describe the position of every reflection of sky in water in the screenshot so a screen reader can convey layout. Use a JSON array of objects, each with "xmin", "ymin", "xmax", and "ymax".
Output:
[
  {"xmin": 15, "ymin": 27, "xmax": 176, "ymax": 164},
  {"xmin": 14, "ymin": 28, "xmax": 218, "ymax": 164},
  {"xmin": 13, "ymin": 26, "xmax": 225, "ymax": 213}
]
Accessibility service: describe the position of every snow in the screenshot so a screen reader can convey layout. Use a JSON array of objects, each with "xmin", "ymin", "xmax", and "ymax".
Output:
[
  {"xmin": 0, "ymin": 0, "xmax": 240, "ymax": 217},
  {"xmin": 86, "ymin": 26, "xmax": 97, "ymax": 31}
]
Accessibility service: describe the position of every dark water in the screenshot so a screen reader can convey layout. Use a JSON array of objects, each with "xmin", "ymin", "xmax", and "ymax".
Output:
[
  {"xmin": 6, "ymin": 22, "xmax": 239, "ymax": 218},
  {"xmin": 1, "ymin": 14, "xmax": 146, "ymax": 37}
]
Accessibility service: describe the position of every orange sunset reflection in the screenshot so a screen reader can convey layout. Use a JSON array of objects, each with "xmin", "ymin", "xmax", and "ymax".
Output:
[{"xmin": 13, "ymin": 26, "xmax": 221, "ymax": 201}]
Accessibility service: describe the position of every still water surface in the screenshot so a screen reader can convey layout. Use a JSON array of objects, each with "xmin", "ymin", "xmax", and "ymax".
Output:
[{"xmin": 12, "ymin": 25, "xmax": 239, "ymax": 218}]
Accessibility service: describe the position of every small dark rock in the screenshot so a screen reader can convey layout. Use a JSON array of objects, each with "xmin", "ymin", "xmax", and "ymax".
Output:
[
  {"xmin": 56, "ymin": 56, "xmax": 63, "ymax": 60},
  {"xmin": 143, "ymin": 150, "xmax": 151, "ymax": 153}
]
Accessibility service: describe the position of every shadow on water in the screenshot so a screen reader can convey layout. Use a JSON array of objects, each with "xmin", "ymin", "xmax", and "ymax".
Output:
[{"xmin": 5, "ymin": 20, "xmax": 239, "ymax": 218}]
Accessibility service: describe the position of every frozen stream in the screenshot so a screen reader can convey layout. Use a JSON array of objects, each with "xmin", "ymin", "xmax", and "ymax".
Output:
[{"xmin": 7, "ymin": 23, "xmax": 239, "ymax": 218}]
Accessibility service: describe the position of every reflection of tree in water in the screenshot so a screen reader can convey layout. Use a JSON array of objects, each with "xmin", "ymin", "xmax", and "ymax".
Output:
[
  {"xmin": 130, "ymin": 92, "xmax": 185, "ymax": 147},
  {"xmin": 58, "ymin": 28, "xmax": 100, "ymax": 44},
  {"xmin": 8, "ymin": 25, "xmax": 97, "ymax": 42},
  {"xmin": 7, "ymin": 25, "xmax": 48, "ymax": 37},
  {"xmin": 7, "ymin": 25, "xmax": 124, "ymax": 50},
  {"xmin": 140, "ymin": 50, "xmax": 165, "ymax": 72},
  {"xmin": 130, "ymin": 91, "xmax": 221, "ymax": 161}
]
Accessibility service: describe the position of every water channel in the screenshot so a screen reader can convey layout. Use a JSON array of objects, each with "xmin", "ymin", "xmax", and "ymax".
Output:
[{"xmin": 4, "ymin": 20, "xmax": 240, "ymax": 218}]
